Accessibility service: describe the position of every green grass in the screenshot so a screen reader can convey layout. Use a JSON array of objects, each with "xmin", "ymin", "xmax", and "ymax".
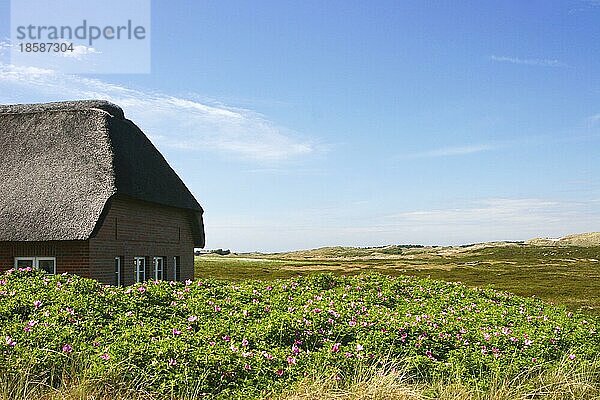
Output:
[{"xmin": 196, "ymin": 244, "xmax": 600, "ymax": 314}]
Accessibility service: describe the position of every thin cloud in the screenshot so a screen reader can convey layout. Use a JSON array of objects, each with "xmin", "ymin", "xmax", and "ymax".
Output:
[
  {"xmin": 582, "ymin": 0, "xmax": 600, "ymax": 6},
  {"xmin": 0, "ymin": 62, "xmax": 314, "ymax": 161},
  {"xmin": 400, "ymin": 144, "xmax": 495, "ymax": 159},
  {"xmin": 389, "ymin": 198, "xmax": 565, "ymax": 225},
  {"xmin": 59, "ymin": 44, "xmax": 101, "ymax": 60},
  {"xmin": 586, "ymin": 113, "xmax": 600, "ymax": 127},
  {"xmin": 490, "ymin": 55, "xmax": 567, "ymax": 67},
  {"xmin": 204, "ymin": 197, "xmax": 599, "ymax": 251}
]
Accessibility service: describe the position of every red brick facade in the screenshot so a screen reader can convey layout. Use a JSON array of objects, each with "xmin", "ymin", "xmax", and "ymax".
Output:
[
  {"xmin": 0, "ymin": 240, "xmax": 90, "ymax": 276},
  {"xmin": 0, "ymin": 195, "xmax": 196, "ymax": 285}
]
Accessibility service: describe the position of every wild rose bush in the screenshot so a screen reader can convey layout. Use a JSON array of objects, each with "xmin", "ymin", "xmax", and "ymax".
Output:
[{"xmin": 0, "ymin": 268, "xmax": 598, "ymax": 398}]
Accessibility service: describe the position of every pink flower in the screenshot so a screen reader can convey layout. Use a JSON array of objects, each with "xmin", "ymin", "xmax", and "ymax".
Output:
[
  {"xmin": 241, "ymin": 338, "xmax": 249, "ymax": 347},
  {"xmin": 222, "ymin": 335, "xmax": 231, "ymax": 342},
  {"xmin": 331, "ymin": 343, "xmax": 341, "ymax": 353},
  {"xmin": 168, "ymin": 358, "xmax": 177, "ymax": 366},
  {"xmin": 100, "ymin": 353, "xmax": 110, "ymax": 360},
  {"xmin": 244, "ymin": 363, "xmax": 251, "ymax": 371},
  {"xmin": 137, "ymin": 286, "xmax": 146, "ymax": 293},
  {"xmin": 209, "ymin": 341, "xmax": 216, "ymax": 346},
  {"xmin": 172, "ymin": 328, "xmax": 182, "ymax": 336},
  {"xmin": 33, "ymin": 300, "xmax": 42, "ymax": 309},
  {"xmin": 287, "ymin": 356, "xmax": 297, "ymax": 365},
  {"xmin": 62, "ymin": 344, "xmax": 73, "ymax": 353},
  {"xmin": 275, "ymin": 369, "xmax": 284, "ymax": 376},
  {"xmin": 344, "ymin": 352, "xmax": 353, "ymax": 358},
  {"xmin": 185, "ymin": 280, "xmax": 192, "ymax": 286},
  {"xmin": 425, "ymin": 350, "xmax": 436, "ymax": 361},
  {"xmin": 568, "ymin": 354, "xmax": 576, "ymax": 361},
  {"xmin": 291, "ymin": 344, "xmax": 300, "ymax": 355},
  {"xmin": 5, "ymin": 336, "xmax": 16, "ymax": 347},
  {"xmin": 187, "ymin": 315, "xmax": 198, "ymax": 323},
  {"xmin": 524, "ymin": 339, "xmax": 533, "ymax": 347},
  {"xmin": 356, "ymin": 344, "xmax": 364, "ymax": 351},
  {"xmin": 263, "ymin": 352, "xmax": 274, "ymax": 360},
  {"xmin": 214, "ymin": 305, "xmax": 221, "ymax": 312}
]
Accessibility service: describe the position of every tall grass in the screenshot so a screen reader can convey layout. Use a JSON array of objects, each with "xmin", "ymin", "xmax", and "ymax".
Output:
[
  {"xmin": 279, "ymin": 355, "xmax": 600, "ymax": 400},
  {"xmin": 0, "ymin": 356, "xmax": 598, "ymax": 399}
]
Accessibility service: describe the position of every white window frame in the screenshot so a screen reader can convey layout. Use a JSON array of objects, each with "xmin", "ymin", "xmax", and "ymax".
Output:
[
  {"xmin": 153, "ymin": 256, "xmax": 164, "ymax": 280},
  {"xmin": 134, "ymin": 257, "xmax": 146, "ymax": 283},
  {"xmin": 173, "ymin": 256, "xmax": 180, "ymax": 282},
  {"xmin": 14, "ymin": 257, "xmax": 56, "ymax": 274},
  {"xmin": 115, "ymin": 257, "xmax": 122, "ymax": 286}
]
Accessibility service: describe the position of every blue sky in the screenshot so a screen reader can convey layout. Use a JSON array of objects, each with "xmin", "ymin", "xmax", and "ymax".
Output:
[{"xmin": 1, "ymin": 1, "xmax": 599, "ymax": 251}]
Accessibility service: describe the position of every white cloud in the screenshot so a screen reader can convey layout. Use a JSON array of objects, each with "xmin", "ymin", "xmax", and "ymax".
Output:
[
  {"xmin": 586, "ymin": 113, "xmax": 600, "ymax": 127},
  {"xmin": 59, "ymin": 44, "xmax": 101, "ymax": 59},
  {"xmin": 400, "ymin": 144, "xmax": 494, "ymax": 159},
  {"xmin": 0, "ymin": 62, "xmax": 314, "ymax": 161},
  {"xmin": 388, "ymin": 199, "xmax": 565, "ymax": 225},
  {"xmin": 203, "ymin": 197, "xmax": 599, "ymax": 251},
  {"xmin": 375, "ymin": 198, "xmax": 598, "ymax": 243},
  {"xmin": 490, "ymin": 55, "xmax": 566, "ymax": 67}
]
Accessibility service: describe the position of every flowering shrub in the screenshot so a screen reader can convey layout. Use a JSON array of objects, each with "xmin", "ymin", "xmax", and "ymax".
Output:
[{"xmin": 0, "ymin": 268, "xmax": 598, "ymax": 398}]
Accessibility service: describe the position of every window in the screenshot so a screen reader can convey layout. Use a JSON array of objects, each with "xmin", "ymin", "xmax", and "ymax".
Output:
[
  {"xmin": 15, "ymin": 257, "xmax": 34, "ymax": 269},
  {"xmin": 173, "ymin": 256, "xmax": 180, "ymax": 282},
  {"xmin": 115, "ymin": 257, "xmax": 122, "ymax": 286},
  {"xmin": 153, "ymin": 257, "xmax": 164, "ymax": 280},
  {"xmin": 14, "ymin": 257, "xmax": 56, "ymax": 274},
  {"xmin": 134, "ymin": 257, "xmax": 145, "ymax": 283}
]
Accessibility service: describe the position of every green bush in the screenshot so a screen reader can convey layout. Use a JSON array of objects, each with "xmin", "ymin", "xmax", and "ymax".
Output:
[{"xmin": 0, "ymin": 268, "xmax": 598, "ymax": 398}]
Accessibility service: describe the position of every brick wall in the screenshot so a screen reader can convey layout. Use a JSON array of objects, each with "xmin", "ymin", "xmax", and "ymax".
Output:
[
  {"xmin": 89, "ymin": 195, "xmax": 196, "ymax": 285},
  {"xmin": 0, "ymin": 240, "xmax": 90, "ymax": 275},
  {"xmin": 1, "ymin": 195, "xmax": 197, "ymax": 285}
]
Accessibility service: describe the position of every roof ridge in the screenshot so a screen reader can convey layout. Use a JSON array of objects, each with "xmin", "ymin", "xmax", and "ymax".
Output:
[{"xmin": 0, "ymin": 100, "xmax": 125, "ymax": 119}]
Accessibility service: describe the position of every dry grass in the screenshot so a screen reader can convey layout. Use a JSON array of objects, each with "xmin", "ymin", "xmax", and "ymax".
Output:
[
  {"xmin": 1, "ymin": 357, "xmax": 598, "ymax": 400},
  {"xmin": 0, "ymin": 368, "xmax": 157, "ymax": 400},
  {"xmin": 278, "ymin": 356, "xmax": 600, "ymax": 400}
]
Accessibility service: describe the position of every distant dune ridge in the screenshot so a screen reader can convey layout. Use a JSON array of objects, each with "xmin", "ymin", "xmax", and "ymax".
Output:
[{"xmin": 526, "ymin": 232, "xmax": 600, "ymax": 247}]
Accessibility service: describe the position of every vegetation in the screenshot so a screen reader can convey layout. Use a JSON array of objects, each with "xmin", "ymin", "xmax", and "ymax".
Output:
[
  {"xmin": 1, "ymin": 267, "xmax": 599, "ymax": 399},
  {"xmin": 197, "ymin": 243, "xmax": 600, "ymax": 314}
]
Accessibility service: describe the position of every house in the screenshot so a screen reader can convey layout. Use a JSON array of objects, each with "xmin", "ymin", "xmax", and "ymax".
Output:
[{"xmin": 0, "ymin": 100, "xmax": 205, "ymax": 285}]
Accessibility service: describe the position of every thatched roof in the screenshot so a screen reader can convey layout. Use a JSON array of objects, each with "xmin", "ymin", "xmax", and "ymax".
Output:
[{"xmin": 0, "ymin": 100, "xmax": 205, "ymax": 247}]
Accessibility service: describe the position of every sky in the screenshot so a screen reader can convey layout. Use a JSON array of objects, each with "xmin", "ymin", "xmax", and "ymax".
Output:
[{"xmin": 1, "ymin": 0, "xmax": 599, "ymax": 252}]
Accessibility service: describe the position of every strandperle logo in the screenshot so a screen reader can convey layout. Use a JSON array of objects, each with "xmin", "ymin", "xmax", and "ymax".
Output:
[
  {"xmin": 15, "ymin": 20, "xmax": 147, "ymax": 46},
  {"xmin": 10, "ymin": 0, "xmax": 151, "ymax": 74}
]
